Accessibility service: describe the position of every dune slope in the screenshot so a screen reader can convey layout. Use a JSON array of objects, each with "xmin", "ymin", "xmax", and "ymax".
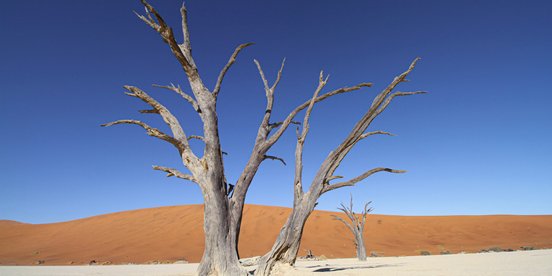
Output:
[{"xmin": 1, "ymin": 205, "xmax": 551, "ymax": 265}]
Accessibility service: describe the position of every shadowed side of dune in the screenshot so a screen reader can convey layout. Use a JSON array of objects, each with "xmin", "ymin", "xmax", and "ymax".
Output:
[{"xmin": 1, "ymin": 205, "xmax": 551, "ymax": 265}]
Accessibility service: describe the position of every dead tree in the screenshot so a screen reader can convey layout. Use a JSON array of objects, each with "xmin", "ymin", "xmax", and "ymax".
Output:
[
  {"xmin": 102, "ymin": 1, "xmax": 370, "ymax": 275},
  {"xmin": 255, "ymin": 59, "xmax": 425, "ymax": 275},
  {"xmin": 332, "ymin": 195, "xmax": 373, "ymax": 261}
]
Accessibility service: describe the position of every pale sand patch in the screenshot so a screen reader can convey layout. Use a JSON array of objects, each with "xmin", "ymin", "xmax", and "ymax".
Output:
[{"xmin": 1, "ymin": 249, "xmax": 551, "ymax": 275}]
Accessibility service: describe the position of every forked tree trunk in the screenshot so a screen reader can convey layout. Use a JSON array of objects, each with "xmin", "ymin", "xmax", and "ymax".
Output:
[
  {"xmin": 255, "ymin": 183, "xmax": 326, "ymax": 275},
  {"xmin": 198, "ymin": 184, "xmax": 245, "ymax": 275},
  {"xmin": 227, "ymin": 61, "xmax": 370, "ymax": 261}
]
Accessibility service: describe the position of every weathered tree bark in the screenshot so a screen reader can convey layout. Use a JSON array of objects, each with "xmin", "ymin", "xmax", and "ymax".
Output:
[
  {"xmin": 256, "ymin": 59, "xmax": 425, "ymax": 275},
  {"xmin": 104, "ymin": 1, "xmax": 247, "ymax": 274},
  {"xmin": 103, "ymin": 1, "xmax": 372, "ymax": 274},
  {"xmin": 332, "ymin": 196, "xmax": 372, "ymax": 261},
  {"xmin": 256, "ymin": 198, "xmax": 315, "ymax": 275},
  {"xmin": 229, "ymin": 61, "xmax": 372, "ymax": 258}
]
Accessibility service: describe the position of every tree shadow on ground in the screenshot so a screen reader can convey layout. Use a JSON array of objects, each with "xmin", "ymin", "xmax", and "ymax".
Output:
[{"xmin": 308, "ymin": 263, "xmax": 403, "ymax": 272}]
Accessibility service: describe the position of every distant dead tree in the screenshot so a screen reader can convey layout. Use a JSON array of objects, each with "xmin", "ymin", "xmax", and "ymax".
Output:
[
  {"xmin": 331, "ymin": 196, "xmax": 373, "ymax": 261},
  {"xmin": 102, "ymin": 1, "xmax": 372, "ymax": 275},
  {"xmin": 255, "ymin": 59, "xmax": 425, "ymax": 275}
]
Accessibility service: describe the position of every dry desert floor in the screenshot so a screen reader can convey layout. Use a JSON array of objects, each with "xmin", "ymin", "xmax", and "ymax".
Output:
[{"xmin": 1, "ymin": 249, "xmax": 551, "ymax": 275}]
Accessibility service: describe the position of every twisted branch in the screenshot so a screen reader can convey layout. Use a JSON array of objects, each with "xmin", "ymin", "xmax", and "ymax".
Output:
[
  {"xmin": 323, "ymin": 168, "xmax": 406, "ymax": 194},
  {"xmin": 123, "ymin": 86, "xmax": 191, "ymax": 148},
  {"xmin": 135, "ymin": 0, "xmax": 199, "ymax": 83},
  {"xmin": 323, "ymin": 58, "xmax": 423, "ymax": 179},
  {"xmin": 376, "ymin": 91, "xmax": 427, "ymax": 115},
  {"xmin": 264, "ymin": 81, "xmax": 373, "ymax": 148},
  {"xmin": 294, "ymin": 71, "xmax": 329, "ymax": 199},
  {"xmin": 187, "ymin": 135, "xmax": 205, "ymax": 142},
  {"xmin": 179, "ymin": 3, "xmax": 191, "ymax": 54},
  {"xmin": 254, "ymin": 58, "xmax": 286, "ymax": 129},
  {"xmin": 101, "ymin": 120, "xmax": 184, "ymax": 151},
  {"xmin": 231, "ymin": 68, "xmax": 373, "ymax": 206},
  {"xmin": 263, "ymin": 155, "xmax": 287, "ymax": 166},
  {"xmin": 153, "ymin": 165, "xmax": 197, "ymax": 183},
  {"xmin": 331, "ymin": 214, "xmax": 355, "ymax": 233},
  {"xmin": 153, "ymin": 84, "xmax": 200, "ymax": 113},
  {"xmin": 213, "ymin": 43, "xmax": 254, "ymax": 98},
  {"xmin": 359, "ymin": 130, "xmax": 395, "ymax": 140},
  {"xmin": 268, "ymin": 120, "xmax": 300, "ymax": 132}
]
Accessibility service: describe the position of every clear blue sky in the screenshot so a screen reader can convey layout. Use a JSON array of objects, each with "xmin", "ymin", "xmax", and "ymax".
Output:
[{"xmin": 1, "ymin": 0, "xmax": 551, "ymax": 223}]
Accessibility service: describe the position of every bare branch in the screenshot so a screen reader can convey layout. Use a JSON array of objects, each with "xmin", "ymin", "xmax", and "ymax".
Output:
[
  {"xmin": 101, "ymin": 119, "xmax": 184, "ymax": 151},
  {"xmin": 179, "ymin": 3, "xmax": 191, "ymax": 54},
  {"xmin": 139, "ymin": 109, "xmax": 159, "ymax": 114},
  {"xmin": 293, "ymin": 71, "xmax": 329, "ymax": 200},
  {"xmin": 323, "ymin": 167, "xmax": 406, "ymax": 194},
  {"xmin": 253, "ymin": 58, "xmax": 287, "ymax": 141},
  {"xmin": 265, "ymin": 81, "xmax": 372, "ymax": 148},
  {"xmin": 254, "ymin": 58, "xmax": 285, "ymax": 97},
  {"xmin": 268, "ymin": 120, "xmax": 300, "ymax": 132},
  {"xmin": 124, "ymin": 86, "xmax": 188, "ymax": 141},
  {"xmin": 231, "ymin": 77, "xmax": 372, "ymax": 208},
  {"xmin": 213, "ymin": 43, "xmax": 254, "ymax": 98},
  {"xmin": 122, "ymin": 86, "xmax": 198, "ymax": 163},
  {"xmin": 322, "ymin": 58, "xmax": 422, "ymax": 180},
  {"xmin": 271, "ymin": 58, "xmax": 286, "ymax": 91},
  {"xmin": 187, "ymin": 135, "xmax": 205, "ymax": 142},
  {"xmin": 331, "ymin": 214, "xmax": 355, "ymax": 233},
  {"xmin": 138, "ymin": 0, "xmax": 167, "ymax": 30},
  {"xmin": 326, "ymin": 175, "xmax": 343, "ymax": 182},
  {"xmin": 339, "ymin": 196, "xmax": 358, "ymax": 224},
  {"xmin": 256, "ymin": 58, "xmax": 423, "ymax": 272},
  {"xmin": 361, "ymin": 201, "xmax": 373, "ymax": 231},
  {"xmin": 376, "ymin": 91, "xmax": 427, "ymax": 114},
  {"xmin": 136, "ymin": 0, "xmax": 197, "ymax": 79},
  {"xmin": 370, "ymin": 58, "xmax": 421, "ymax": 110},
  {"xmin": 153, "ymin": 165, "xmax": 197, "ymax": 183},
  {"xmin": 229, "ymin": 56, "xmax": 289, "ymax": 204},
  {"xmin": 263, "ymin": 155, "xmax": 286, "ymax": 166},
  {"xmin": 254, "ymin": 59, "xmax": 270, "ymax": 93},
  {"xmin": 359, "ymin": 130, "xmax": 395, "ymax": 140},
  {"xmin": 152, "ymin": 84, "xmax": 200, "ymax": 113},
  {"xmin": 133, "ymin": 10, "xmax": 160, "ymax": 31},
  {"xmin": 300, "ymin": 71, "xmax": 329, "ymax": 141}
]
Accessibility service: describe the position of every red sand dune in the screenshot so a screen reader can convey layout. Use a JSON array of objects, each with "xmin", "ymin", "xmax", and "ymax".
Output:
[{"xmin": 1, "ymin": 204, "xmax": 551, "ymax": 265}]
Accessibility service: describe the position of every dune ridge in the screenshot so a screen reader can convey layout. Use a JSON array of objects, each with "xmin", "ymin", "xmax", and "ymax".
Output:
[{"xmin": 1, "ymin": 204, "xmax": 551, "ymax": 265}]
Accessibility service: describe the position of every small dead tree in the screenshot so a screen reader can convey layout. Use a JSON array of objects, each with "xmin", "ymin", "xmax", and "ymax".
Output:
[
  {"xmin": 255, "ymin": 59, "xmax": 425, "ymax": 275},
  {"xmin": 102, "ymin": 1, "xmax": 370, "ymax": 275},
  {"xmin": 332, "ymin": 196, "xmax": 373, "ymax": 261}
]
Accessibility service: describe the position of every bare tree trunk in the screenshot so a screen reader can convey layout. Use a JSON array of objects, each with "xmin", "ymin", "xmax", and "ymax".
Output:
[
  {"xmin": 256, "ymin": 59, "xmax": 424, "ymax": 275},
  {"xmin": 104, "ymin": 2, "xmax": 249, "ymax": 274},
  {"xmin": 356, "ymin": 235, "xmax": 367, "ymax": 261},
  {"xmin": 198, "ymin": 184, "xmax": 245, "ymax": 275},
  {"xmin": 332, "ymin": 196, "xmax": 371, "ymax": 261},
  {"xmin": 256, "ymin": 201, "xmax": 314, "ymax": 275}
]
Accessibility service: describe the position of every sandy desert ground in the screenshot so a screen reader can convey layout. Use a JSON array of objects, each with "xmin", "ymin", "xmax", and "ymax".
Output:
[
  {"xmin": 1, "ymin": 249, "xmax": 551, "ymax": 275},
  {"xmin": 1, "ymin": 205, "xmax": 551, "ymax": 265}
]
